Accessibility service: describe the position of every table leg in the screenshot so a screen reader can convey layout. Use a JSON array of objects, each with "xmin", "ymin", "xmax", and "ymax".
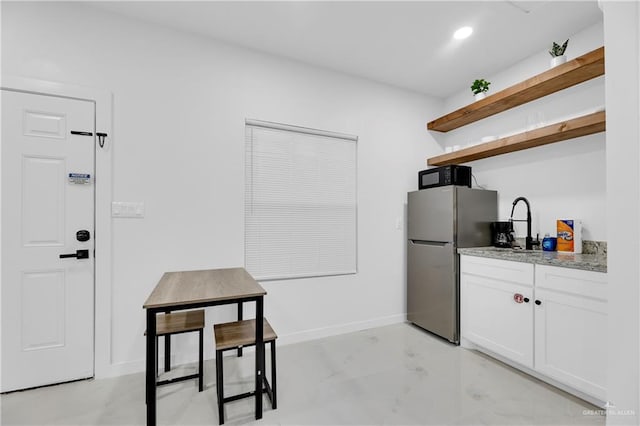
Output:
[
  {"xmin": 146, "ymin": 309, "xmax": 157, "ymax": 426},
  {"xmin": 164, "ymin": 309, "xmax": 172, "ymax": 372},
  {"xmin": 255, "ymin": 297, "xmax": 264, "ymax": 420}
]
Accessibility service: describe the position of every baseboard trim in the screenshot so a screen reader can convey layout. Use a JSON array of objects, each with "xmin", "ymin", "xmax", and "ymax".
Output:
[
  {"xmin": 276, "ymin": 313, "xmax": 405, "ymax": 347},
  {"xmin": 96, "ymin": 314, "xmax": 405, "ymax": 379}
]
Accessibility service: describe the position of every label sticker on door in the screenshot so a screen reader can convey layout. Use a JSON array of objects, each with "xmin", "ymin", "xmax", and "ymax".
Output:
[{"xmin": 68, "ymin": 173, "xmax": 91, "ymax": 185}]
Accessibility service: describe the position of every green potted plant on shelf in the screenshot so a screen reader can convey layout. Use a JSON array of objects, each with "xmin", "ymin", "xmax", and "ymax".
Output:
[
  {"xmin": 549, "ymin": 39, "xmax": 569, "ymax": 68},
  {"xmin": 471, "ymin": 79, "xmax": 491, "ymax": 101}
]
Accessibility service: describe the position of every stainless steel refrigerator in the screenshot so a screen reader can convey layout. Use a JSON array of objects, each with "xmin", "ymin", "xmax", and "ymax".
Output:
[{"xmin": 407, "ymin": 186, "xmax": 497, "ymax": 343}]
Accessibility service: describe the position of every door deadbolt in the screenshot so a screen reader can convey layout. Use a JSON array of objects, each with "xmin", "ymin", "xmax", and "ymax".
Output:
[{"xmin": 76, "ymin": 230, "xmax": 90, "ymax": 242}]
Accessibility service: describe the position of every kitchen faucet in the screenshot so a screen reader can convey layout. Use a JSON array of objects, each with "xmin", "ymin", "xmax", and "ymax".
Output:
[{"xmin": 510, "ymin": 196, "xmax": 540, "ymax": 250}]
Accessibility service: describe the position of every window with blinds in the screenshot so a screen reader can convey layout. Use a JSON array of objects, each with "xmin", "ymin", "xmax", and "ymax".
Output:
[{"xmin": 245, "ymin": 120, "xmax": 357, "ymax": 281}]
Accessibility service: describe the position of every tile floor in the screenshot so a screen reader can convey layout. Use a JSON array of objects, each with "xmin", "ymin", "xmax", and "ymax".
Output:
[{"xmin": 1, "ymin": 323, "xmax": 605, "ymax": 425}]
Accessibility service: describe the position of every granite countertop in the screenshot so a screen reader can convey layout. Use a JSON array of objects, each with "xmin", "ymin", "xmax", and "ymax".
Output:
[{"xmin": 457, "ymin": 247, "xmax": 607, "ymax": 273}]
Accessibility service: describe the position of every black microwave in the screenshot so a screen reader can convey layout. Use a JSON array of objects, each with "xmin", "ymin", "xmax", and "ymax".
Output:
[{"xmin": 418, "ymin": 165, "xmax": 472, "ymax": 189}]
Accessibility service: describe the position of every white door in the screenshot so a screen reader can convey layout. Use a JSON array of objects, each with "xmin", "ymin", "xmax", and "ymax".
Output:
[{"xmin": 1, "ymin": 90, "xmax": 95, "ymax": 392}]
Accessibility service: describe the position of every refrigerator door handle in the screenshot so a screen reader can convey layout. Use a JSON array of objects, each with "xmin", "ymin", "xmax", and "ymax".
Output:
[{"xmin": 409, "ymin": 240, "xmax": 453, "ymax": 247}]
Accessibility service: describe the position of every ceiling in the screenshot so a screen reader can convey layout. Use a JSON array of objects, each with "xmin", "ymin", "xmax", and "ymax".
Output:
[{"xmin": 90, "ymin": 1, "xmax": 603, "ymax": 98}]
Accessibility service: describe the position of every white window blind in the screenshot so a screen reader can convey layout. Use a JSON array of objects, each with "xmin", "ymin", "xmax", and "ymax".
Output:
[{"xmin": 245, "ymin": 120, "xmax": 357, "ymax": 281}]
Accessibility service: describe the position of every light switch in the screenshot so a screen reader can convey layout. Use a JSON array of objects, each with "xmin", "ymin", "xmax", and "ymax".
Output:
[{"xmin": 112, "ymin": 201, "xmax": 145, "ymax": 218}]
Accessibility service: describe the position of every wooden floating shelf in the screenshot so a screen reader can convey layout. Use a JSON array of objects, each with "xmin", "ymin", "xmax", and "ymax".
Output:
[
  {"xmin": 427, "ymin": 47, "xmax": 605, "ymax": 133},
  {"xmin": 427, "ymin": 110, "xmax": 606, "ymax": 166}
]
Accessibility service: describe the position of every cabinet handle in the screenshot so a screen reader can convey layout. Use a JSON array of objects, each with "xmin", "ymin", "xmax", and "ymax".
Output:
[
  {"xmin": 535, "ymin": 300, "xmax": 542, "ymax": 306},
  {"xmin": 523, "ymin": 297, "xmax": 530, "ymax": 303}
]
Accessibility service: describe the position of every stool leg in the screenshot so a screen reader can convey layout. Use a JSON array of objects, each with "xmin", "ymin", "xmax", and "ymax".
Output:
[
  {"xmin": 271, "ymin": 341, "xmax": 277, "ymax": 409},
  {"xmin": 216, "ymin": 349, "xmax": 224, "ymax": 425},
  {"xmin": 164, "ymin": 334, "xmax": 171, "ymax": 373},
  {"xmin": 198, "ymin": 328, "xmax": 204, "ymax": 392},
  {"xmin": 237, "ymin": 302, "xmax": 243, "ymax": 357}
]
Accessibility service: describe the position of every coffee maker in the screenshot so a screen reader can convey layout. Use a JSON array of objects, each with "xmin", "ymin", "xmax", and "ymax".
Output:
[{"xmin": 490, "ymin": 221, "xmax": 515, "ymax": 248}]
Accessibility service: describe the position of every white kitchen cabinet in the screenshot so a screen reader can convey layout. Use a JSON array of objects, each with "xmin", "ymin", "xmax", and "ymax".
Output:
[
  {"xmin": 460, "ymin": 255, "xmax": 534, "ymax": 368},
  {"xmin": 460, "ymin": 256, "xmax": 608, "ymax": 404},
  {"xmin": 534, "ymin": 265, "xmax": 607, "ymax": 401}
]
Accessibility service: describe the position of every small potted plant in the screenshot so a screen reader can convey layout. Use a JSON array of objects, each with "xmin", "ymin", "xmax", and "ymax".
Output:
[
  {"xmin": 549, "ymin": 39, "xmax": 569, "ymax": 68},
  {"xmin": 471, "ymin": 79, "xmax": 491, "ymax": 101}
]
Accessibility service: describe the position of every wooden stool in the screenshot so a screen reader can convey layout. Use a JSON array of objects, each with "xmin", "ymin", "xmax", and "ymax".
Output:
[
  {"xmin": 146, "ymin": 310, "xmax": 205, "ymax": 391},
  {"xmin": 214, "ymin": 318, "xmax": 277, "ymax": 425}
]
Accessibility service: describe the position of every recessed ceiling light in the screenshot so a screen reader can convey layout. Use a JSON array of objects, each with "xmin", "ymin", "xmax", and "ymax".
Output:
[{"xmin": 453, "ymin": 26, "xmax": 473, "ymax": 40}]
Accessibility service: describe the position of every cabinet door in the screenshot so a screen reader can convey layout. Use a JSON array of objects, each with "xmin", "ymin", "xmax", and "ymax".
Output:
[
  {"xmin": 534, "ymin": 288, "xmax": 607, "ymax": 401},
  {"xmin": 461, "ymin": 273, "xmax": 534, "ymax": 368}
]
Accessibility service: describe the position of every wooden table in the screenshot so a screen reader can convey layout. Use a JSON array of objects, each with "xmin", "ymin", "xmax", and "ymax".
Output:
[{"xmin": 143, "ymin": 267, "xmax": 266, "ymax": 426}]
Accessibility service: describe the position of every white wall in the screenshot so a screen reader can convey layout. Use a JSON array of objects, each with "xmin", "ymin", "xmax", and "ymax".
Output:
[
  {"xmin": 603, "ymin": 2, "xmax": 640, "ymax": 424},
  {"xmin": 1, "ymin": 2, "xmax": 442, "ymax": 376},
  {"xmin": 436, "ymin": 22, "xmax": 606, "ymax": 241}
]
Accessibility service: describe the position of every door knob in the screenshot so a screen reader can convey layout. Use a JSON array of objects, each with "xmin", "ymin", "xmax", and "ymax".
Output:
[{"xmin": 59, "ymin": 249, "xmax": 89, "ymax": 259}]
